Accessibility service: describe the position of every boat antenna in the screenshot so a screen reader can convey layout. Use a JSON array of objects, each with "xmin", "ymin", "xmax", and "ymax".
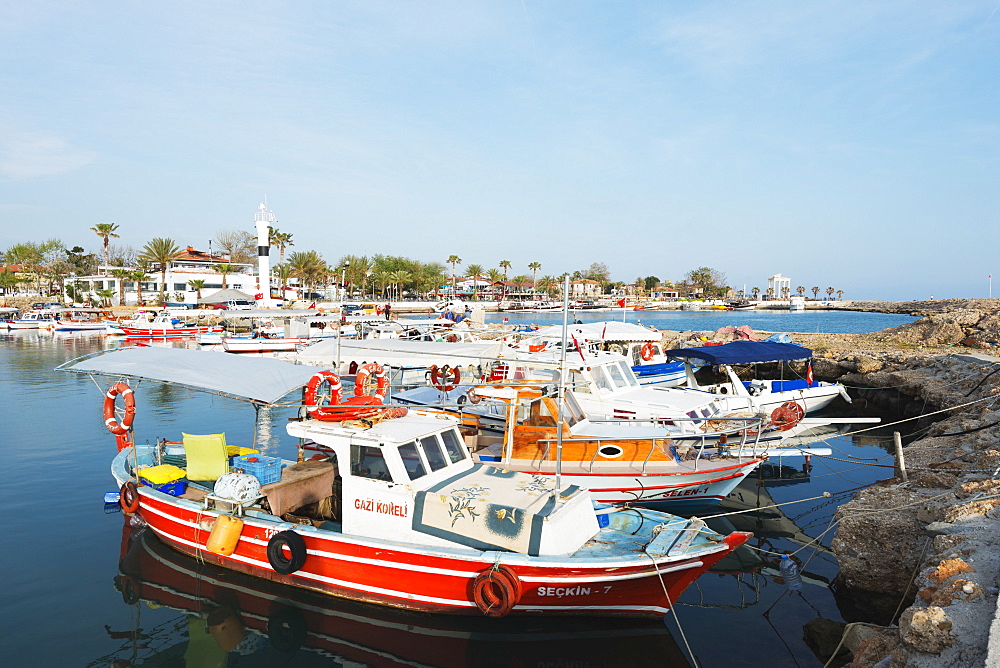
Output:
[{"xmin": 554, "ymin": 275, "xmax": 570, "ymax": 502}]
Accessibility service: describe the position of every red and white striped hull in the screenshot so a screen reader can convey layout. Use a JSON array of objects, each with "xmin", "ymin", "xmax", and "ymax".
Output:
[
  {"xmin": 120, "ymin": 325, "xmax": 224, "ymax": 337},
  {"xmin": 221, "ymin": 337, "xmax": 305, "ymax": 353},
  {"xmin": 132, "ymin": 489, "xmax": 747, "ymax": 617}
]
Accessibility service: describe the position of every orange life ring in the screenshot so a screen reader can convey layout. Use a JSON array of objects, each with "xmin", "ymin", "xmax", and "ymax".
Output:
[
  {"xmin": 640, "ymin": 343, "xmax": 656, "ymax": 361},
  {"xmin": 472, "ymin": 565, "xmax": 521, "ymax": 617},
  {"xmin": 120, "ymin": 481, "xmax": 140, "ymax": 514},
  {"xmin": 104, "ymin": 382, "xmax": 136, "ymax": 436},
  {"xmin": 354, "ymin": 363, "xmax": 388, "ymax": 402},
  {"xmin": 304, "ymin": 370, "xmax": 342, "ymax": 415},
  {"xmin": 429, "ymin": 365, "xmax": 461, "ymax": 392},
  {"xmin": 467, "ymin": 387, "xmax": 482, "ymax": 404},
  {"xmin": 446, "ymin": 334, "xmax": 459, "ymax": 343},
  {"xmin": 769, "ymin": 401, "xmax": 805, "ymax": 431}
]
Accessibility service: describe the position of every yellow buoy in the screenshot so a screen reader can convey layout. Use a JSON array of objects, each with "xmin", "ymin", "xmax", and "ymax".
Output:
[{"xmin": 205, "ymin": 514, "xmax": 243, "ymax": 555}]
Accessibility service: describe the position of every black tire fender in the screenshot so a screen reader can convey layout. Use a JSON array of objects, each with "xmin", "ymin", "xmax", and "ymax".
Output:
[{"xmin": 267, "ymin": 530, "xmax": 307, "ymax": 575}]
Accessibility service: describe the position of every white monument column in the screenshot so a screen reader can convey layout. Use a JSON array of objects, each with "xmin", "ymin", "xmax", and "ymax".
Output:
[{"xmin": 253, "ymin": 202, "xmax": 277, "ymax": 308}]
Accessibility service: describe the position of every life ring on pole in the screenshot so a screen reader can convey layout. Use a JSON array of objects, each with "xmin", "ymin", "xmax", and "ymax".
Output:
[
  {"xmin": 304, "ymin": 371, "xmax": 342, "ymax": 418},
  {"xmin": 472, "ymin": 565, "xmax": 521, "ymax": 617},
  {"xmin": 354, "ymin": 363, "xmax": 388, "ymax": 402},
  {"xmin": 267, "ymin": 530, "xmax": 308, "ymax": 575},
  {"xmin": 769, "ymin": 401, "xmax": 805, "ymax": 431},
  {"xmin": 640, "ymin": 343, "xmax": 656, "ymax": 361},
  {"xmin": 429, "ymin": 365, "xmax": 461, "ymax": 392},
  {"xmin": 104, "ymin": 382, "xmax": 136, "ymax": 436},
  {"xmin": 120, "ymin": 481, "xmax": 140, "ymax": 514}
]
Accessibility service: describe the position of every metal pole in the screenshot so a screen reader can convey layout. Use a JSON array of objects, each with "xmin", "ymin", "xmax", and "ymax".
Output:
[
  {"xmin": 893, "ymin": 431, "xmax": 908, "ymax": 483},
  {"xmin": 554, "ymin": 275, "xmax": 570, "ymax": 502}
]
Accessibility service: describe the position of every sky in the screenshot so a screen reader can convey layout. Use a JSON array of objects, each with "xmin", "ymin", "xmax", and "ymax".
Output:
[{"xmin": 1, "ymin": 1, "xmax": 998, "ymax": 301}]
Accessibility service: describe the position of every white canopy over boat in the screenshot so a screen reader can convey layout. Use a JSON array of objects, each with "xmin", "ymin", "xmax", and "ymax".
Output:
[
  {"xmin": 57, "ymin": 346, "xmax": 319, "ymax": 405},
  {"xmin": 531, "ymin": 321, "xmax": 661, "ymax": 342},
  {"xmin": 294, "ymin": 338, "xmax": 510, "ymax": 369}
]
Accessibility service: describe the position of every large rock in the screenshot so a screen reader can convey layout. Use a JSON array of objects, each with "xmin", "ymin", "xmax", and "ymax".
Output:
[{"xmin": 898, "ymin": 606, "xmax": 955, "ymax": 653}]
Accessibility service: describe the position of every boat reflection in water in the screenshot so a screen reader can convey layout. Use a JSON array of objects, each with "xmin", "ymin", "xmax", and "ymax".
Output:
[{"xmin": 111, "ymin": 524, "xmax": 691, "ymax": 667}]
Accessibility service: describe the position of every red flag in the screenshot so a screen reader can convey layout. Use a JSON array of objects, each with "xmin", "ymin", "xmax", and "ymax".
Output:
[
  {"xmin": 617, "ymin": 298, "xmax": 626, "ymax": 308},
  {"xmin": 805, "ymin": 361, "xmax": 814, "ymax": 387}
]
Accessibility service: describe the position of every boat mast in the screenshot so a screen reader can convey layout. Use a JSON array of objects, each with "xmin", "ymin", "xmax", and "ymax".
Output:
[{"xmin": 554, "ymin": 275, "xmax": 570, "ymax": 501}]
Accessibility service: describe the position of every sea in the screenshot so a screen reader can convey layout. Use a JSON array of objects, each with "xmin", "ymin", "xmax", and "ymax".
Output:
[{"xmin": 1, "ymin": 310, "xmax": 918, "ymax": 667}]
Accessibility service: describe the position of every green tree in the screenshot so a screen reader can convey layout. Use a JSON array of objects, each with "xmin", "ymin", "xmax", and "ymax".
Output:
[
  {"xmin": 643, "ymin": 276, "xmax": 660, "ymax": 291},
  {"xmin": 536, "ymin": 275, "xmax": 557, "ymax": 297},
  {"xmin": 110, "ymin": 268, "xmax": 133, "ymax": 306},
  {"xmin": 464, "ymin": 264, "xmax": 484, "ymax": 300},
  {"xmin": 132, "ymin": 261, "xmax": 151, "ymax": 306},
  {"xmin": 288, "ymin": 250, "xmax": 328, "ymax": 299},
  {"xmin": 811, "ymin": 286, "xmax": 820, "ymax": 299},
  {"xmin": 90, "ymin": 222, "xmax": 119, "ymax": 275},
  {"xmin": 188, "ymin": 279, "xmax": 207, "ymax": 300},
  {"xmin": 139, "ymin": 238, "xmax": 182, "ymax": 306},
  {"xmin": 686, "ymin": 267, "xmax": 727, "ymax": 298},
  {"xmin": 528, "ymin": 262, "xmax": 542, "ymax": 287},
  {"xmin": 214, "ymin": 263, "xmax": 234, "ymax": 290},
  {"xmin": 796, "ymin": 285, "xmax": 806, "ymax": 297},
  {"xmin": 447, "ymin": 255, "xmax": 462, "ymax": 296},
  {"xmin": 95, "ymin": 288, "xmax": 115, "ymax": 307},
  {"xmin": 269, "ymin": 228, "xmax": 294, "ymax": 266},
  {"xmin": 751, "ymin": 287, "xmax": 760, "ymax": 300},
  {"xmin": 826, "ymin": 287, "xmax": 835, "ymax": 300}
]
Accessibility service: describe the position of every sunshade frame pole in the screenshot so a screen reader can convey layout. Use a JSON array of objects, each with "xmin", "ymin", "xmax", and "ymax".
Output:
[{"xmin": 554, "ymin": 276, "xmax": 570, "ymax": 503}]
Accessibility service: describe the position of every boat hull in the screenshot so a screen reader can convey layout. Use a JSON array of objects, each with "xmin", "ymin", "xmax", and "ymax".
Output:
[
  {"xmin": 126, "ymin": 485, "xmax": 746, "ymax": 618},
  {"xmin": 119, "ymin": 325, "xmax": 224, "ymax": 337}
]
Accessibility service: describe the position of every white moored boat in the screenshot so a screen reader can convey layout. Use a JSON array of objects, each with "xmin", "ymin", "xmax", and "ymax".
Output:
[{"xmin": 60, "ymin": 347, "xmax": 750, "ymax": 618}]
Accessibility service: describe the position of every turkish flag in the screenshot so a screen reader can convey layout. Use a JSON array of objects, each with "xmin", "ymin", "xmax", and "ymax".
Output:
[
  {"xmin": 806, "ymin": 361, "xmax": 814, "ymax": 387},
  {"xmin": 617, "ymin": 298, "xmax": 626, "ymax": 308}
]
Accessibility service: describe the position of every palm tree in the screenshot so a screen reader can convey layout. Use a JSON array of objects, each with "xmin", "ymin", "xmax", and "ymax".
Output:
[
  {"xmin": 139, "ymin": 238, "xmax": 181, "ymax": 306},
  {"xmin": 274, "ymin": 263, "xmax": 295, "ymax": 297},
  {"xmin": 811, "ymin": 286, "xmax": 820, "ymax": 299},
  {"xmin": 288, "ymin": 250, "xmax": 328, "ymax": 299},
  {"xmin": 447, "ymin": 255, "xmax": 462, "ymax": 297},
  {"xmin": 510, "ymin": 275, "xmax": 531, "ymax": 297},
  {"xmin": 486, "ymin": 268, "xmax": 503, "ymax": 299},
  {"xmin": 95, "ymin": 288, "xmax": 115, "ymax": 307},
  {"xmin": 389, "ymin": 269, "xmax": 411, "ymax": 300},
  {"xmin": 781, "ymin": 286, "xmax": 790, "ymax": 300},
  {"xmin": 826, "ymin": 287, "xmax": 835, "ymax": 300},
  {"xmin": 499, "ymin": 260, "xmax": 511, "ymax": 300},
  {"xmin": 796, "ymin": 285, "xmax": 805, "ymax": 297},
  {"xmin": 90, "ymin": 222, "xmax": 120, "ymax": 275},
  {"xmin": 131, "ymin": 261, "xmax": 152, "ymax": 306},
  {"xmin": 465, "ymin": 264, "xmax": 484, "ymax": 300},
  {"xmin": 188, "ymin": 279, "xmax": 207, "ymax": 301},
  {"xmin": 110, "ymin": 268, "xmax": 132, "ymax": 306},
  {"xmin": 836, "ymin": 290, "xmax": 844, "ymax": 300},
  {"xmin": 536, "ymin": 275, "xmax": 557, "ymax": 297},
  {"xmin": 270, "ymin": 228, "xmax": 294, "ymax": 266},
  {"xmin": 528, "ymin": 262, "xmax": 542, "ymax": 288},
  {"xmin": 374, "ymin": 270, "xmax": 392, "ymax": 299},
  {"xmin": 214, "ymin": 263, "xmax": 235, "ymax": 290},
  {"xmin": 751, "ymin": 287, "xmax": 760, "ymax": 300}
]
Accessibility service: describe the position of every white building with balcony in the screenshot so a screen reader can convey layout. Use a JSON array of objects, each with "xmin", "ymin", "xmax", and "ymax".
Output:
[{"xmin": 64, "ymin": 248, "xmax": 256, "ymax": 306}]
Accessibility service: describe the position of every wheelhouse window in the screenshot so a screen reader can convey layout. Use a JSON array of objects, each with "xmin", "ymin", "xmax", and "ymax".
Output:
[
  {"xmin": 440, "ymin": 428, "xmax": 467, "ymax": 463},
  {"xmin": 605, "ymin": 362, "xmax": 628, "ymax": 389},
  {"xmin": 419, "ymin": 436, "xmax": 448, "ymax": 472},
  {"xmin": 618, "ymin": 361, "xmax": 640, "ymax": 387},
  {"xmin": 591, "ymin": 366, "xmax": 614, "ymax": 392},
  {"xmin": 398, "ymin": 441, "xmax": 427, "ymax": 480},
  {"xmin": 351, "ymin": 444, "xmax": 391, "ymax": 481}
]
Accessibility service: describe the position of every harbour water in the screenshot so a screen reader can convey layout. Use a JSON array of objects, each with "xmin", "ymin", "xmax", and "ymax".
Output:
[{"xmin": 1, "ymin": 313, "xmax": 917, "ymax": 666}]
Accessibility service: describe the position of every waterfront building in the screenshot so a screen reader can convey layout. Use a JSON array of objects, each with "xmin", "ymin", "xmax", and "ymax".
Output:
[{"xmin": 63, "ymin": 248, "xmax": 256, "ymax": 306}]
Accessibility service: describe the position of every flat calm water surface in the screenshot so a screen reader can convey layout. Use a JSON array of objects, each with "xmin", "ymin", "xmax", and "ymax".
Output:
[
  {"xmin": 488, "ymin": 309, "xmax": 915, "ymax": 334},
  {"xmin": 0, "ymin": 326, "xmax": 913, "ymax": 666}
]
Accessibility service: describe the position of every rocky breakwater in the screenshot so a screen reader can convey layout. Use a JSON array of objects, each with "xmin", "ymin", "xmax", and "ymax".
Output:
[{"xmin": 793, "ymin": 318, "xmax": 1000, "ymax": 666}]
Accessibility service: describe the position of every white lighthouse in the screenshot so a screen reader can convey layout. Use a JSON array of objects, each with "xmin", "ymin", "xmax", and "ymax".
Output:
[{"xmin": 254, "ymin": 202, "xmax": 276, "ymax": 308}]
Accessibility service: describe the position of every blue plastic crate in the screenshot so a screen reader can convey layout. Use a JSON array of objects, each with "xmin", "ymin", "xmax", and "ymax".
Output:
[
  {"xmin": 140, "ymin": 477, "xmax": 187, "ymax": 496},
  {"xmin": 233, "ymin": 454, "xmax": 282, "ymax": 485}
]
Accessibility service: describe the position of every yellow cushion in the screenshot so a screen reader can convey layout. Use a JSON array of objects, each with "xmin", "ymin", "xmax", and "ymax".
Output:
[
  {"xmin": 140, "ymin": 464, "xmax": 187, "ymax": 485},
  {"xmin": 182, "ymin": 432, "xmax": 229, "ymax": 481},
  {"xmin": 226, "ymin": 446, "xmax": 259, "ymax": 458}
]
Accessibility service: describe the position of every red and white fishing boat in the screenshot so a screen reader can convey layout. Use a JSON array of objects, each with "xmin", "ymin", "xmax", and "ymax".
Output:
[
  {"xmin": 114, "ymin": 523, "xmax": 690, "ymax": 665},
  {"xmin": 464, "ymin": 385, "xmax": 767, "ymax": 509},
  {"xmin": 107, "ymin": 310, "xmax": 223, "ymax": 337},
  {"xmin": 62, "ymin": 347, "xmax": 750, "ymax": 618}
]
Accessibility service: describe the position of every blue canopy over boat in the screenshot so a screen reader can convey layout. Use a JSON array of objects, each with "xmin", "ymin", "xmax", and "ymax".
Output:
[{"xmin": 664, "ymin": 340, "xmax": 812, "ymax": 364}]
